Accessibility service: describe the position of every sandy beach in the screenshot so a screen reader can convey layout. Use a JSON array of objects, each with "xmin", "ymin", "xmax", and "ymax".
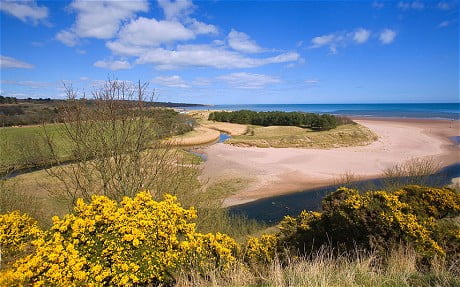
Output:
[{"xmin": 198, "ymin": 118, "xmax": 460, "ymax": 206}]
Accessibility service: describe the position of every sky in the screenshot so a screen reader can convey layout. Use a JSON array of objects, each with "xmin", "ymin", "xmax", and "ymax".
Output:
[{"xmin": 0, "ymin": 0, "xmax": 458, "ymax": 104}]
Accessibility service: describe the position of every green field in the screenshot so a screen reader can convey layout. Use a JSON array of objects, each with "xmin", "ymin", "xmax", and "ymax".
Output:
[
  {"xmin": 0, "ymin": 124, "xmax": 74, "ymax": 174},
  {"xmin": 226, "ymin": 123, "xmax": 378, "ymax": 148}
]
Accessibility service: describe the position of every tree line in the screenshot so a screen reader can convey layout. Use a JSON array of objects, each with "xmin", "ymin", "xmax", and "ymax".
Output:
[{"xmin": 208, "ymin": 110, "xmax": 353, "ymax": 131}]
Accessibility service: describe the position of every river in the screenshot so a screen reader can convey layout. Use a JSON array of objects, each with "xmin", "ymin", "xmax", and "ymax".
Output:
[{"xmin": 228, "ymin": 163, "xmax": 460, "ymax": 223}]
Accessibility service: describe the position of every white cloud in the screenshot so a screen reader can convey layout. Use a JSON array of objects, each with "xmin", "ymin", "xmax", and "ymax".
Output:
[
  {"xmin": 227, "ymin": 29, "xmax": 263, "ymax": 53},
  {"xmin": 157, "ymin": 0, "xmax": 194, "ymax": 20},
  {"xmin": 379, "ymin": 29, "xmax": 397, "ymax": 44},
  {"xmin": 0, "ymin": 55, "xmax": 34, "ymax": 69},
  {"xmin": 106, "ymin": 41, "xmax": 149, "ymax": 57},
  {"xmin": 106, "ymin": 14, "xmax": 217, "ymax": 53},
  {"xmin": 0, "ymin": 0, "xmax": 48, "ymax": 24},
  {"xmin": 153, "ymin": 75, "xmax": 189, "ymax": 88},
  {"xmin": 56, "ymin": 30, "xmax": 79, "ymax": 47},
  {"xmin": 397, "ymin": 1, "xmax": 424, "ymax": 10},
  {"xmin": 135, "ymin": 44, "xmax": 299, "ymax": 70},
  {"xmin": 56, "ymin": 0, "xmax": 297, "ymax": 71},
  {"xmin": 311, "ymin": 34, "xmax": 336, "ymax": 48},
  {"xmin": 188, "ymin": 19, "xmax": 218, "ymax": 35},
  {"xmin": 192, "ymin": 77, "xmax": 213, "ymax": 86},
  {"xmin": 217, "ymin": 72, "xmax": 281, "ymax": 89},
  {"xmin": 353, "ymin": 28, "xmax": 371, "ymax": 44},
  {"xmin": 93, "ymin": 60, "xmax": 132, "ymax": 70},
  {"xmin": 56, "ymin": 0, "xmax": 148, "ymax": 45},
  {"xmin": 310, "ymin": 29, "xmax": 369, "ymax": 53},
  {"xmin": 116, "ymin": 17, "xmax": 195, "ymax": 47},
  {"xmin": 305, "ymin": 79, "xmax": 319, "ymax": 84}
]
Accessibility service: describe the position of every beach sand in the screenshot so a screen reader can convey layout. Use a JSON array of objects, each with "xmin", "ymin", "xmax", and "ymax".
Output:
[{"xmin": 198, "ymin": 118, "xmax": 460, "ymax": 206}]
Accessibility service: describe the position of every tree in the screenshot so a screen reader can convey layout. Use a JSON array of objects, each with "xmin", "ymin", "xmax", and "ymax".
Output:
[{"xmin": 44, "ymin": 79, "xmax": 200, "ymax": 208}]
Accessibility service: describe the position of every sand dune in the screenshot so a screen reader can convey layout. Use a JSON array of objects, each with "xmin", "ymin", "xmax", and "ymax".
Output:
[{"xmin": 198, "ymin": 118, "xmax": 459, "ymax": 206}]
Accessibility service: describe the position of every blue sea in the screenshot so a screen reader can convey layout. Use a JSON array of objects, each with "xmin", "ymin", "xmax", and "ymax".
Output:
[{"xmin": 184, "ymin": 103, "xmax": 459, "ymax": 120}]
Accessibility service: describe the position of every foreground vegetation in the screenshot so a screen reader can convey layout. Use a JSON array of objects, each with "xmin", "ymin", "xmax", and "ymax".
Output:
[{"xmin": 1, "ymin": 185, "xmax": 459, "ymax": 286}]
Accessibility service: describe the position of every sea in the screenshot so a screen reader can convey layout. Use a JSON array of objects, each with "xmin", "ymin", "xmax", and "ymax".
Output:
[{"xmin": 183, "ymin": 103, "xmax": 459, "ymax": 120}]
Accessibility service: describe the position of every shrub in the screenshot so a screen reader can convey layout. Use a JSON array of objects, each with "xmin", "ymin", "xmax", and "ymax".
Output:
[
  {"xmin": 245, "ymin": 234, "xmax": 279, "ymax": 265},
  {"xmin": 0, "ymin": 211, "xmax": 42, "ymax": 265},
  {"xmin": 1, "ymin": 192, "xmax": 238, "ymax": 286},
  {"xmin": 277, "ymin": 186, "xmax": 460, "ymax": 259}
]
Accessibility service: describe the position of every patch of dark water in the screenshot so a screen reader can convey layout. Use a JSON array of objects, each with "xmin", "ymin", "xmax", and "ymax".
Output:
[{"xmin": 228, "ymin": 163, "xmax": 460, "ymax": 224}]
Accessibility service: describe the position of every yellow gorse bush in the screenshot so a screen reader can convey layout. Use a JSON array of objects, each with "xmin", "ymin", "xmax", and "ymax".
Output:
[
  {"xmin": 0, "ymin": 211, "xmax": 42, "ymax": 262},
  {"xmin": 1, "ymin": 192, "xmax": 238, "ymax": 286},
  {"xmin": 275, "ymin": 185, "xmax": 459, "ymax": 259},
  {"xmin": 245, "ymin": 234, "xmax": 278, "ymax": 265}
]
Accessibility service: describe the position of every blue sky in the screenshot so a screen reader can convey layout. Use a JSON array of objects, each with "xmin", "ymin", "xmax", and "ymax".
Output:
[{"xmin": 0, "ymin": 0, "xmax": 458, "ymax": 104}]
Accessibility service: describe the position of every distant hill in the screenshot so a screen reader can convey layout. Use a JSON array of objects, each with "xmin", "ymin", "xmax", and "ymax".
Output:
[
  {"xmin": 0, "ymin": 96, "xmax": 207, "ymax": 127},
  {"xmin": 0, "ymin": 96, "xmax": 206, "ymax": 107}
]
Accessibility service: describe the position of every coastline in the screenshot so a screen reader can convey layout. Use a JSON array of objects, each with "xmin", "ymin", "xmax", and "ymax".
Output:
[{"xmin": 197, "ymin": 117, "xmax": 459, "ymax": 207}]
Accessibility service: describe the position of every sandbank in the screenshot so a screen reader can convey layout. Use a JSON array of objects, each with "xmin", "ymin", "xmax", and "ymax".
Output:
[{"xmin": 198, "ymin": 118, "xmax": 459, "ymax": 206}]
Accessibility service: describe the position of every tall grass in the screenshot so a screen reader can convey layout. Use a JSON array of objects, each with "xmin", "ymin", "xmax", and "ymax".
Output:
[{"xmin": 174, "ymin": 246, "xmax": 460, "ymax": 287}]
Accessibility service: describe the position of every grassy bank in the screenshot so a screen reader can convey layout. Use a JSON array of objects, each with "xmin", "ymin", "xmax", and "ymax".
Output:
[
  {"xmin": 176, "ymin": 247, "xmax": 459, "ymax": 287},
  {"xmin": 0, "ymin": 124, "xmax": 72, "ymax": 175},
  {"xmin": 169, "ymin": 126, "xmax": 220, "ymax": 146},
  {"xmin": 182, "ymin": 110, "xmax": 378, "ymax": 148},
  {"xmin": 188, "ymin": 110, "xmax": 248, "ymax": 135},
  {"xmin": 227, "ymin": 123, "xmax": 378, "ymax": 148}
]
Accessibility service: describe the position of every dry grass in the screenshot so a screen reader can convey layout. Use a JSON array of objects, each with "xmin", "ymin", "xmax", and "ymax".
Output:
[
  {"xmin": 174, "ymin": 246, "xmax": 460, "ymax": 287},
  {"xmin": 382, "ymin": 157, "xmax": 443, "ymax": 190},
  {"xmin": 201, "ymin": 121, "xmax": 248, "ymax": 136},
  {"xmin": 450, "ymin": 177, "xmax": 460, "ymax": 191},
  {"xmin": 227, "ymin": 124, "xmax": 378, "ymax": 148},
  {"xmin": 187, "ymin": 110, "xmax": 248, "ymax": 136},
  {"xmin": 168, "ymin": 126, "xmax": 220, "ymax": 146}
]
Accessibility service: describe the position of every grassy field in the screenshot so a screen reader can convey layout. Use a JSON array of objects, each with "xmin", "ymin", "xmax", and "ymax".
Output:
[
  {"xmin": 0, "ymin": 124, "xmax": 73, "ymax": 174},
  {"xmin": 227, "ymin": 124, "xmax": 378, "ymax": 148}
]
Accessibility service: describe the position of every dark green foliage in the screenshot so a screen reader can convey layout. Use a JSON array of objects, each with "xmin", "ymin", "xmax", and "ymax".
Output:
[
  {"xmin": 208, "ymin": 110, "xmax": 353, "ymax": 131},
  {"xmin": 0, "ymin": 96, "xmax": 18, "ymax": 104}
]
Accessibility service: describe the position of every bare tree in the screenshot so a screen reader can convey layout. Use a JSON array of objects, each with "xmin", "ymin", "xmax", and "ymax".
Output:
[{"xmin": 44, "ymin": 79, "xmax": 200, "ymax": 207}]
